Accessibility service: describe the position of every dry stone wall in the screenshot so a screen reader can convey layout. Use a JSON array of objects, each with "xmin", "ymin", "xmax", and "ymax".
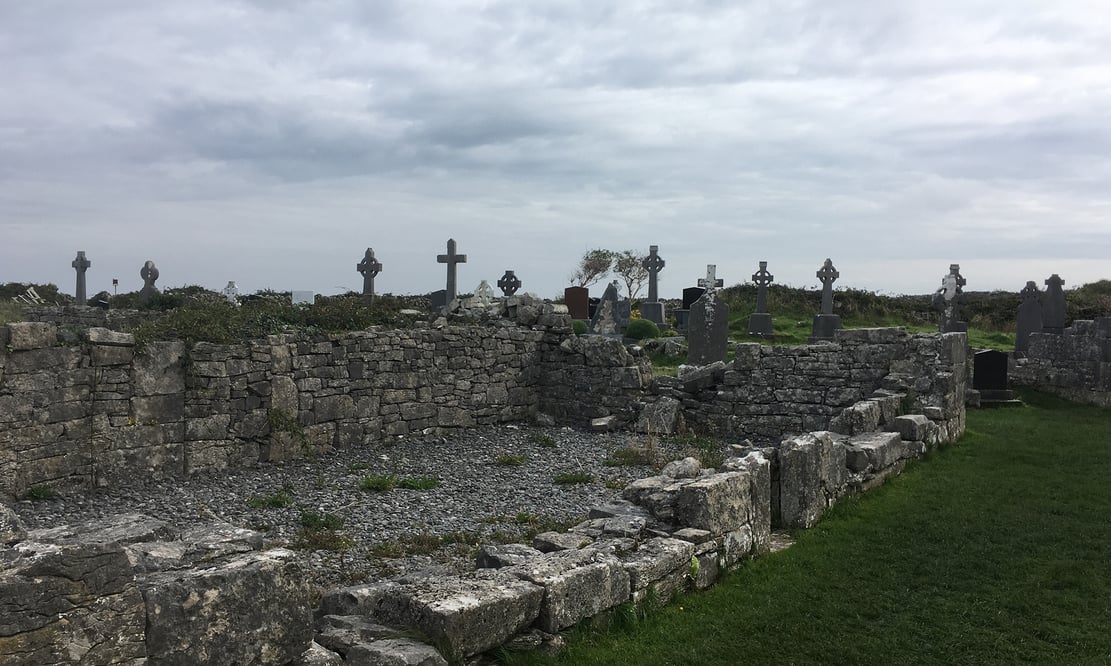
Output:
[{"xmin": 1012, "ymin": 318, "xmax": 1111, "ymax": 407}]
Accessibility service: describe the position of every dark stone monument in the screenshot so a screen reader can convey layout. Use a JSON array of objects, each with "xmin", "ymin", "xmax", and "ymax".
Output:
[
  {"xmin": 1015, "ymin": 281, "xmax": 1043, "ymax": 356},
  {"xmin": 682, "ymin": 287, "xmax": 706, "ymax": 310},
  {"xmin": 436, "ymin": 238, "xmax": 467, "ymax": 311},
  {"xmin": 934, "ymin": 263, "xmax": 968, "ymax": 333},
  {"xmin": 588, "ymin": 297, "xmax": 600, "ymax": 320},
  {"xmin": 640, "ymin": 245, "xmax": 666, "ymax": 324},
  {"xmin": 748, "ymin": 260, "xmax": 774, "ymax": 337},
  {"xmin": 72, "ymin": 250, "xmax": 91, "ymax": 306},
  {"xmin": 688, "ymin": 266, "xmax": 729, "ymax": 365},
  {"xmin": 973, "ymin": 349, "xmax": 1014, "ymax": 402},
  {"xmin": 1042, "ymin": 273, "xmax": 1066, "ymax": 333},
  {"xmin": 809, "ymin": 258, "xmax": 842, "ymax": 342},
  {"xmin": 565, "ymin": 287, "xmax": 589, "ymax": 320},
  {"xmin": 674, "ymin": 309, "xmax": 690, "ymax": 333},
  {"xmin": 429, "ymin": 289, "xmax": 447, "ymax": 314},
  {"xmin": 138, "ymin": 260, "xmax": 160, "ymax": 305},
  {"xmin": 589, "ymin": 281, "xmax": 629, "ymax": 336},
  {"xmin": 497, "ymin": 270, "xmax": 521, "ymax": 296},
  {"xmin": 356, "ymin": 248, "xmax": 382, "ymax": 305}
]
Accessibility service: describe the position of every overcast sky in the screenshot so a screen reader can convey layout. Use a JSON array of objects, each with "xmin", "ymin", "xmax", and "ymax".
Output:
[{"xmin": 2, "ymin": 1, "xmax": 1109, "ymax": 301}]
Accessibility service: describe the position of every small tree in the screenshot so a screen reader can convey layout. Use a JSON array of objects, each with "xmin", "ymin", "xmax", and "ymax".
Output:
[
  {"xmin": 613, "ymin": 249, "xmax": 649, "ymax": 300},
  {"xmin": 569, "ymin": 249, "xmax": 615, "ymax": 288}
]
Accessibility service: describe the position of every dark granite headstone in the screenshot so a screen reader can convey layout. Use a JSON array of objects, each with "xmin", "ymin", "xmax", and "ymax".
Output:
[
  {"xmin": 357, "ymin": 248, "xmax": 382, "ymax": 305},
  {"xmin": 589, "ymin": 281, "xmax": 629, "ymax": 336},
  {"xmin": 1042, "ymin": 273, "xmax": 1066, "ymax": 333},
  {"xmin": 588, "ymin": 297, "xmax": 600, "ymax": 320},
  {"xmin": 682, "ymin": 287, "xmax": 706, "ymax": 310},
  {"xmin": 436, "ymin": 239, "xmax": 467, "ymax": 308},
  {"xmin": 564, "ymin": 286, "xmax": 589, "ymax": 320},
  {"xmin": 138, "ymin": 260, "xmax": 160, "ymax": 305},
  {"xmin": 809, "ymin": 258, "xmax": 842, "ymax": 342},
  {"xmin": 674, "ymin": 309, "xmax": 690, "ymax": 333},
  {"xmin": 72, "ymin": 250, "xmax": 90, "ymax": 306},
  {"xmin": 497, "ymin": 270, "xmax": 522, "ymax": 296},
  {"xmin": 973, "ymin": 349, "xmax": 1013, "ymax": 401},
  {"xmin": 429, "ymin": 289, "xmax": 447, "ymax": 314},
  {"xmin": 1015, "ymin": 281, "xmax": 1043, "ymax": 355},
  {"xmin": 688, "ymin": 290, "xmax": 729, "ymax": 365},
  {"xmin": 748, "ymin": 260, "xmax": 774, "ymax": 337}
]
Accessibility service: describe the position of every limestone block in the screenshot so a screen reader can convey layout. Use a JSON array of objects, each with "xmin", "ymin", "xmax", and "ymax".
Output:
[
  {"xmin": 678, "ymin": 360, "xmax": 727, "ymax": 392},
  {"xmin": 6, "ymin": 322, "xmax": 56, "ymax": 351},
  {"xmin": 291, "ymin": 641, "xmax": 345, "ymax": 666},
  {"xmin": 721, "ymin": 525, "xmax": 755, "ymax": 568},
  {"xmin": 141, "ymin": 548, "xmax": 313, "ymax": 665},
  {"xmin": 506, "ymin": 548, "xmax": 631, "ymax": 633},
  {"xmin": 184, "ymin": 439, "xmax": 258, "ymax": 474},
  {"xmin": 87, "ymin": 327, "xmax": 135, "ymax": 346},
  {"xmin": 533, "ymin": 531, "xmax": 593, "ymax": 552},
  {"xmin": 374, "ymin": 574, "xmax": 543, "ymax": 660},
  {"xmin": 778, "ymin": 432, "xmax": 848, "ymax": 529},
  {"xmin": 132, "ymin": 341, "xmax": 185, "ymax": 396},
  {"xmin": 661, "ymin": 456, "xmax": 702, "ymax": 479},
  {"xmin": 319, "ymin": 581, "xmax": 400, "ymax": 617},
  {"xmin": 185, "ymin": 414, "xmax": 232, "ymax": 441},
  {"xmin": 891, "ymin": 414, "xmax": 933, "ymax": 442},
  {"xmin": 723, "ymin": 451, "xmax": 772, "ymax": 552},
  {"xmin": 675, "ymin": 471, "xmax": 750, "ymax": 535},
  {"xmin": 92, "ymin": 344, "xmax": 135, "ymax": 366},
  {"xmin": 476, "ymin": 543, "xmax": 544, "ymax": 569},
  {"xmin": 0, "ymin": 541, "xmax": 147, "ymax": 665},
  {"xmin": 621, "ymin": 537, "xmax": 695, "ymax": 604},
  {"xmin": 314, "ymin": 394, "xmax": 355, "ymax": 421},
  {"xmin": 28, "ymin": 513, "xmax": 179, "ymax": 547},
  {"xmin": 830, "ymin": 400, "xmax": 882, "ymax": 435},
  {"xmin": 1, "ymin": 503, "xmax": 26, "ymax": 545},
  {"xmin": 845, "ymin": 432, "xmax": 905, "ymax": 473}
]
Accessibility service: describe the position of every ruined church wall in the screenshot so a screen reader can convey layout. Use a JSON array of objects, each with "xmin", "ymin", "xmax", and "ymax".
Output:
[{"xmin": 1012, "ymin": 318, "xmax": 1111, "ymax": 407}]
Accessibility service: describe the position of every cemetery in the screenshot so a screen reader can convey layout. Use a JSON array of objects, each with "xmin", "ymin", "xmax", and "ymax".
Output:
[{"xmin": 0, "ymin": 247, "xmax": 1110, "ymax": 664}]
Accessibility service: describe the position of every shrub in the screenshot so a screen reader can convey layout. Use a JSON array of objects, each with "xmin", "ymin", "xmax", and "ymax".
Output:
[
  {"xmin": 554, "ymin": 471, "xmax": 594, "ymax": 485},
  {"xmin": 625, "ymin": 318, "xmax": 660, "ymax": 340},
  {"xmin": 573, "ymin": 319, "xmax": 588, "ymax": 335},
  {"xmin": 360, "ymin": 475, "xmax": 398, "ymax": 492}
]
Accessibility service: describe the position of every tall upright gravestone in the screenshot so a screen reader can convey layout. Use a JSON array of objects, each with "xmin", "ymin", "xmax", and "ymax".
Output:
[
  {"xmin": 809, "ymin": 258, "xmax": 842, "ymax": 343},
  {"xmin": 357, "ymin": 248, "xmax": 382, "ymax": 304},
  {"xmin": 588, "ymin": 281, "xmax": 629, "ymax": 336},
  {"xmin": 935, "ymin": 263, "xmax": 968, "ymax": 333},
  {"xmin": 138, "ymin": 260, "xmax": 160, "ymax": 305},
  {"xmin": 1015, "ymin": 281, "xmax": 1043, "ymax": 355},
  {"xmin": 1042, "ymin": 273, "xmax": 1066, "ymax": 333},
  {"xmin": 675, "ymin": 286, "xmax": 707, "ymax": 333},
  {"xmin": 747, "ymin": 260, "xmax": 774, "ymax": 337},
  {"xmin": 72, "ymin": 251, "xmax": 91, "ymax": 306},
  {"xmin": 497, "ymin": 270, "xmax": 521, "ymax": 297},
  {"xmin": 687, "ymin": 265, "xmax": 729, "ymax": 365},
  {"xmin": 564, "ymin": 287, "xmax": 589, "ymax": 320},
  {"xmin": 436, "ymin": 238, "xmax": 467, "ymax": 313},
  {"xmin": 640, "ymin": 245, "xmax": 666, "ymax": 325}
]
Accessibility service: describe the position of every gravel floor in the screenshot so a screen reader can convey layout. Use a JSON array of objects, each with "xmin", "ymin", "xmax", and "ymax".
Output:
[{"xmin": 13, "ymin": 425, "xmax": 689, "ymax": 592}]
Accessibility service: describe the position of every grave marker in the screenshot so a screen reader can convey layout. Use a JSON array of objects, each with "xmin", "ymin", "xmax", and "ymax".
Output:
[
  {"xmin": 436, "ymin": 239, "xmax": 467, "ymax": 310},
  {"xmin": 1042, "ymin": 273, "xmax": 1066, "ymax": 333},
  {"xmin": 71, "ymin": 251, "xmax": 90, "ymax": 306},
  {"xmin": 222, "ymin": 281, "xmax": 240, "ymax": 303},
  {"xmin": 497, "ymin": 270, "xmax": 521, "ymax": 297},
  {"xmin": 138, "ymin": 260, "xmax": 160, "ymax": 304},
  {"xmin": 640, "ymin": 245, "xmax": 666, "ymax": 325},
  {"xmin": 357, "ymin": 248, "xmax": 382, "ymax": 304},
  {"xmin": 809, "ymin": 258, "xmax": 842, "ymax": 342},
  {"xmin": 472, "ymin": 280, "xmax": 496, "ymax": 306},
  {"xmin": 973, "ymin": 349, "xmax": 1015, "ymax": 402},
  {"xmin": 1015, "ymin": 281, "xmax": 1043, "ymax": 355},
  {"xmin": 688, "ymin": 290, "xmax": 729, "ymax": 365},
  {"xmin": 588, "ymin": 281, "xmax": 629, "ymax": 336},
  {"xmin": 935, "ymin": 263, "xmax": 968, "ymax": 333},
  {"xmin": 564, "ymin": 286, "xmax": 589, "ymax": 320},
  {"xmin": 748, "ymin": 260, "xmax": 774, "ymax": 337}
]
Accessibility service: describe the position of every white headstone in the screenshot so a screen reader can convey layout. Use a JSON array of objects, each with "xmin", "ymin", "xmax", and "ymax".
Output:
[
  {"xmin": 222, "ymin": 281, "xmax": 240, "ymax": 303},
  {"xmin": 292, "ymin": 290, "xmax": 315, "ymax": 305}
]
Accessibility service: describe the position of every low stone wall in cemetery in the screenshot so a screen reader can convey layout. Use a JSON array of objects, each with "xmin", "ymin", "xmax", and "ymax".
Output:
[
  {"xmin": 1012, "ymin": 318, "xmax": 1111, "ymax": 407},
  {"xmin": 21, "ymin": 305, "xmax": 158, "ymax": 331}
]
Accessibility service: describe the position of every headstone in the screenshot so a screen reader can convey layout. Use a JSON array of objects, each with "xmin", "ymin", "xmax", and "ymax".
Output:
[
  {"xmin": 356, "ymin": 248, "xmax": 382, "ymax": 305},
  {"xmin": 72, "ymin": 250, "xmax": 91, "ymax": 306},
  {"xmin": 436, "ymin": 238, "xmax": 467, "ymax": 310},
  {"xmin": 221, "ymin": 281, "xmax": 239, "ymax": 303},
  {"xmin": 698, "ymin": 264, "xmax": 724, "ymax": 291},
  {"xmin": 687, "ymin": 290, "xmax": 729, "ymax": 365},
  {"xmin": 429, "ymin": 289, "xmax": 447, "ymax": 314},
  {"xmin": 682, "ymin": 287, "xmax": 706, "ymax": 310},
  {"xmin": 587, "ymin": 297, "xmax": 600, "ymax": 320},
  {"xmin": 674, "ymin": 309, "xmax": 691, "ymax": 333},
  {"xmin": 1042, "ymin": 273, "xmax": 1066, "ymax": 333},
  {"xmin": 498, "ymin": 270, "xmax": 521, "ymax": 297},
  {"xmin": 138, "ymin": 260, "xmax": 160, "ymax": 304},
  {"xmin": 1015, "ymin": 281, "xmax": 1043, "ymax": 355},
  {"xmin": 588, "ymin": 281, "xmax": 629, "ymax": 336},
  {"xmin": 973, "ymin": 349, "xmax": 1014, "ymax": 401},
  {"xmin": 564, "ymin": 287, "xmax": 589, "ymax": 320},
  {"xmin": 748, "ymin": 260, "xmax": 774, "ymax": 337},
  {"xmin": 809, "ymin": 258, "xmax": 842, "ymax": 342},
  {"xmin": 640, "ymin": 245, "xmax": 666, "ymax": 324},
  {"xmin": 934, "ymin": 263, "xmax": 968, "ymax": 333},
  {"xmin": 291, "ymin": 290, "xmax": 314, "ymax": 305},
  {"xmin": 472, "ymin": 280, "xmax": 496, "ymax": 305}
]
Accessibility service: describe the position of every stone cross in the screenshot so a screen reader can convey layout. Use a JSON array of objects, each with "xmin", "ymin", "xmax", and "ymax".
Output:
[
  {"xmin": 816, "ymin": 258, "xmax": 839, "ymax": 315},
  {"xmin": 752, "ymin": 261, "xmax": 773, "ymax": 314},
  {"xmin": 138, "ymin": 260, "xmax": 160, "ymax": 304},
  {"xmin": 436, "ymin": 238, "xmax": 467, "ymax": 304},
  {"xmin": 497, "ymin": 270, "xmax": 521, "ymax": 296},
  {"xmin": 1021, "ymin": 281, "xmax": 1040, "ymax": 301},
  {"xmin": 697, "ymin": 265, "xmax": 724, "ymax": 292},
  {"xmin": 222, "ymin": 281, "xmax": 239, "ymax": 303},
  {"xmin": 1015, "ymin": 280, "xmax": 1043, "ymax": 355},
  {"xmin": 1043, "ymin": 273, "xmax": 1066, "ymax": 333},
  {"xmin": 71, "ymin": 250, "xmax": 91, "ymax": 306},
  {"xmin": 356, "ymin": 248, "xmax": 382, "ymax": 303},
  {"xmin": 642, "ymin": 245, "xmax": 665, "ymax": 302},
  {"xmin": 941, "ymin": 264, "xmax": 966, "ymax": 302}
]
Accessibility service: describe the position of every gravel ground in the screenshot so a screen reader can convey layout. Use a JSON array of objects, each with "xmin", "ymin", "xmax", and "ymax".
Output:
[{"xmin": 14, "ymin": 425, "xmax": 691, "ymax": 593}]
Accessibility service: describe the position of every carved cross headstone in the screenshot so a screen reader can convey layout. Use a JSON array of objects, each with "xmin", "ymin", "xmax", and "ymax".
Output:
[
  {"xmin": 810, "ymin": 258, "xmax": 842, "ymax": 342},
  {"xmin": 1042, "ymin": 273, "xmax": 1066, "ymax": 333},
  {"xmin": 72, "ymin": 250, "xmax": 91, "ymax": 306},
  {"xmin": 222, "ymin": 281, "xmax": 239, "ymax": 303},
  {"xmin": 436, "ymin": 239, "xmax": 467, "ymax": 308},
  {"xmin": 497, "ymin": 270, "xmax": 521, "ymax": 296},
  {"xmin": 472, "ymin": 280, "xmax": 495, "ymax": 305},
  {"xmin": 357, "ymin": 248, "xmax": 382, "ymax": 304},
  {"xmin": 138, "ymin": 260, "xmax": 160, "ymax": 304},
  {"xmin": 698, "ymin": 265, "xmax": 724, "ymax": 291},
  {"xmin": 642, "ymin": 245, "xmax": 665, "ymax": 302},
  {"xmin": 688, "ymin": 288, "xmax": 729, "ymax": 365},
  {"xmin": 748, "ymin": 260, "xmax": 774, "ymax": 337},
  {"xmin": 936, "ymin": 263, "xmax": 968, "ymax": 333},
  {"xmin": 1015, "ymin": 281, "xmax": 1043, "ymax": 355}
]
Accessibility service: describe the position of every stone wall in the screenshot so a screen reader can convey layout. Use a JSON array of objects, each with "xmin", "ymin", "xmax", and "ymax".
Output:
[
  {"xmin": 21, "ymin": 305, "xmax": 157, "ymax": 331},
  {"xmin": 1012, "ymin": 318, "xmax": 1111, "ymax": 407}
]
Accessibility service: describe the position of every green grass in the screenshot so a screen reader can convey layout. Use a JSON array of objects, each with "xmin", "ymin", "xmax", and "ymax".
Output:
[
  {"xmin": 398, "ymin": 476, "xmax": 440, "ymax": 490},
  {"xmin": 25, "ymin": 485, "xmax": 57, "ymax": 500},
  {"xmin": 247, "ymin": 491, "xmax": 293, "ymax": 509},
  {"xmin": 359, "ymin": 474, "xmax": 398, "ymax": 492},
  {"xmin": 530, "ymin": 432, "xmax": 558, "ymax": 448},
  {"xmin": 553, "ymin": 471, "xmax": 594, "ymax": 485},
  {"xmin": 504, "ymin": 390, "xmax": 1111, "ymax": 664},
  {"xmin": 496, "ymin": 453, "xmax": 528, "ymax": 466}
]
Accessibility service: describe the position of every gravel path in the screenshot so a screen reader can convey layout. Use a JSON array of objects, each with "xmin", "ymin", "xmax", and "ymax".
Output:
[{"xmin": 14, "ymin": 425, "xmax": 686, "ymax": 592}]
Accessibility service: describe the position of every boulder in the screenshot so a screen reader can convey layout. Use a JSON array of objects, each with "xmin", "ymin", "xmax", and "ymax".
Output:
[
  {"xmin": 620, "ymin": 537, "xmax": 695, "ymax": 604},
  {"xmin": 674, "ymin": 471, "xmax": 750, "ymax": 535},
  {"xmin": 779, "ymin": 432, "xmax": 848, "ymax": 528},
  {"xmin": 505, "ymin": 548, "xmax": 631, "ymax": 633},
  {"xmin": 635, "ymin": 397, "xmax": 682, "ymax": 435},
  {"xmin": 0, "ymin": 503, "xmax": 26, "ymax": 545},
  {"xmin": 475, "ymin": 543, "xmax": 544, "ymax": 569}
]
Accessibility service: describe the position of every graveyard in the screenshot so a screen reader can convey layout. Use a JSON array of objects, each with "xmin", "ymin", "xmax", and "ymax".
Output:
[{"xmin": 1, "ymin": 249, "xmax": 1111, "ymax": 664}]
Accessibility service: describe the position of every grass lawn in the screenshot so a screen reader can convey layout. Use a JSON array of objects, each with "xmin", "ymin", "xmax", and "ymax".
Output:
[{"xmin": 502, "ymin": 390, "xmax": 1111, "ymax": 665}]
